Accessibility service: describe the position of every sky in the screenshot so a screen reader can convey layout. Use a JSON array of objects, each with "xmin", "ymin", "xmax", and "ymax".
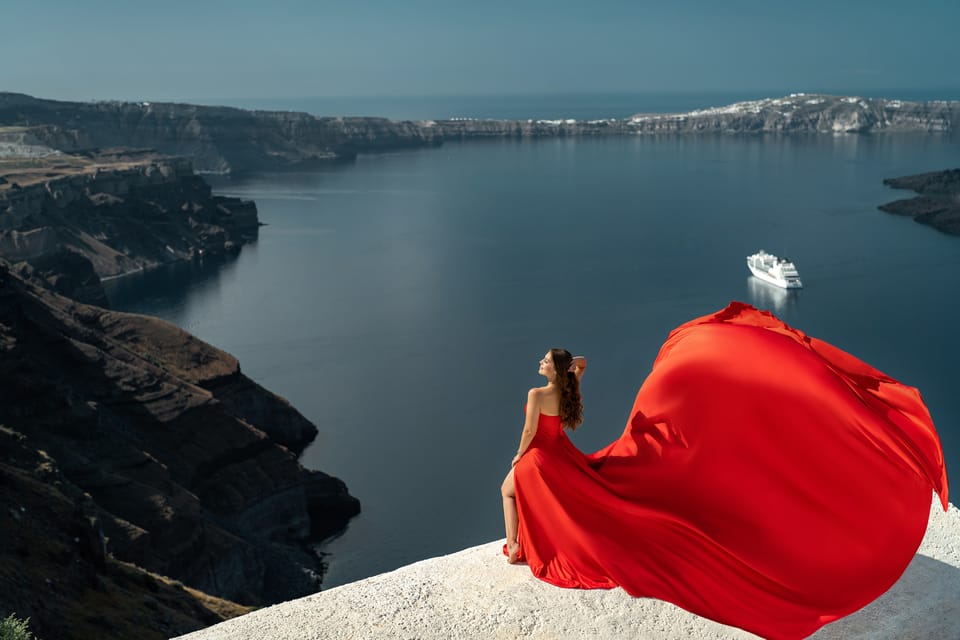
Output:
[{"xmin": 2, "ymin": 0, "xmax": 958, "ymax": 103}]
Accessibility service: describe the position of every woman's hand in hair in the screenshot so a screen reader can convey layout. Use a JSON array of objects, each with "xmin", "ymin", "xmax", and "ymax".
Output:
[{"xmin": 569, "ymin": 356, "xmax": 587, "ymax": 380}]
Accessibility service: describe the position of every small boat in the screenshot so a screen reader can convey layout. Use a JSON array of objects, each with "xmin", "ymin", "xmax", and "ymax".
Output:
[{"xmin": 747, "ymin": 250, "xmax": 802, "ymax": 289}]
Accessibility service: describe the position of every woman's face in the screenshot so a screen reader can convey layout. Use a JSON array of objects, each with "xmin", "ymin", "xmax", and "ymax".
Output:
[{"xmin": 538, "ymin": 352, "xmax": 555, "ymax": 379}]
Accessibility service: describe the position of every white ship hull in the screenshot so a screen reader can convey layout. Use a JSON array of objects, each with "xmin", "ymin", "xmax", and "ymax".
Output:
[
  {"xmin": 748, "ymin": 264, "xmax": 802, "ymax": 289},
  {"xmin": 746, "ymin": 250, "xmax": 803, "ymax": 289}
]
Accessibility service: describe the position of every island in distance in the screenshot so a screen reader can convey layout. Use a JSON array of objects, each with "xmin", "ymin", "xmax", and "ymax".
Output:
[
  {"xmin": 1, "ymin": 92, "xmax": 958, "ymax": 174},
  {"xmin": 879, "ymin": 169, "xmax": 960, "ymax": 235}
]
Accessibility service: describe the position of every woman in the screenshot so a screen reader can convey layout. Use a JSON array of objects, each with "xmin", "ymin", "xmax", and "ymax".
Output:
[
  {"xmin": 498, "ymin": 302, "xmax": 947, "ymax": 640},
  {"xmin": 501, "ymin": 348, "xmax": 586, "ymax": 564}
]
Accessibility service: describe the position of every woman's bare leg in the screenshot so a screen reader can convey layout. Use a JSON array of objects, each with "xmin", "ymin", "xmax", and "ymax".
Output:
[{"xmin": 501, "ymin": 468, "xmax": 520, "ymax": 563}]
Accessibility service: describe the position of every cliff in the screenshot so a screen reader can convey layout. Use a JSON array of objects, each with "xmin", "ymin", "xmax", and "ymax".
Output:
[
  {"xmin": 619, "ymin": 94, "xmax": 960, "ymax": 134},
  {"xmin": 2, "ymin": 93, "xmax": 957, "ymax": 174},
  {"xmin": 0, "ymin": 263, "xmax": 360, "ymax": 638},
  {"xmin": 175, "ymin": 498, "xmax": 960, "ymax": 640},
  {"xmin": 0, "ymin": 148, "xmax": 259, "ymax": 303},
  {"xmin": 429, "ymin": 95, "xmax": 960, "ymax": 138},
  {"xmin": 0, "ymin": 93, "xmax": 441, "ymax": 174},
  {"xmin": 1, "ymin": 425, "xmax": 251, "ymax": 640},
  {"xmin": 879, "ymin": 168, "xmax": 960, "ymax": 235}
]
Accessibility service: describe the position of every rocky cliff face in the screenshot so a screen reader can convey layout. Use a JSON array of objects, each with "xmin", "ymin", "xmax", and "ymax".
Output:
[
  {"xmin": 2, "ymin": 93, "xmax": 956, "ymax": 175},
  {"xmin": 0, "ymin": 264, "xmax": 360, "ymax": 616},
  {"xmin": 430, "ymin": 95, "xmax": 959, "ymax": 137},
  {"xmin": 621, "ymin": 94, "xmax": 960, "ymax": 134},
  {"xmin": 0, "ymin": 93, "xmax": 441, "ymax": 173},
  {"xmin": 1, "ymin": 425, "xmax": 252, "ymax": 640},
  {"xmin": 0, "ymin": 149, "xmax": 258, "ymax": 303}
]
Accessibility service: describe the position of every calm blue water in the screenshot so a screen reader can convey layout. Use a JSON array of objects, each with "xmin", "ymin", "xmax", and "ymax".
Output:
[{"xmin": 104, "ymin": 114, "xmax": 960, "ymax": 590}]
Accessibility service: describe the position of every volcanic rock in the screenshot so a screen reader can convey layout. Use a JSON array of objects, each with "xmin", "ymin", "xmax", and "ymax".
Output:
[
  {"xmin": 0, "ymin": 148, "xmax": 259, "ymax": 302},
  {"xmin": 879, "ymin": 169, "xmax": 960, "ymax": 235},
  {"xmin": 0, "ymin": 425, "xmax": 253, "ymax": 640},
  {"xmin": 0, "ymin": 263, "xmax": 360, "ymax": 610},
  {"xmin": 2, "ymin": 93, "xmax": 958, "ymax": 175}
]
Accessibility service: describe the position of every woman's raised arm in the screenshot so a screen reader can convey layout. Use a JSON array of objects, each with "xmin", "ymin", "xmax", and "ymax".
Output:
[{"xmin": 570, "ymin": 355, "xmax": 587, "ymax": 382}]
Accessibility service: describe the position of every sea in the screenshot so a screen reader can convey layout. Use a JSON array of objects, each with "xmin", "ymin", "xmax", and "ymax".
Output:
[{"xmin": 103, "ymin": 91, "xmax": 960, "ymax": 590}]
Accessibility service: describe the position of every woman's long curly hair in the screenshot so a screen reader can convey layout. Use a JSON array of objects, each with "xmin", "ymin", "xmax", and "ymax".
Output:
[{"xmin": 550, "ymin": 348, "xmax": 583, "ymax": 430}]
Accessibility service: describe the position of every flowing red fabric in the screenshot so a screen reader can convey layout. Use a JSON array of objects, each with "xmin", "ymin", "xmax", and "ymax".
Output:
[{"xmin": 507, "ymin": 302, "xmax": 948, "ymax": 640}]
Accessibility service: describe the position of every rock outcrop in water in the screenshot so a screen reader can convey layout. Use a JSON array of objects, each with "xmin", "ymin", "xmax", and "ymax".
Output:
[
  {"xmin": 2, "ymin": 92, "xmax": 957, "ymax": 173},
  {"xmin": 0, "ymin": 148, "xmax": 258, "ymax": 303},
  {"xmin": 879, "ymin": 169, "xmax": 960, "ymax": 235},
  {"xmin": 0, "ymin": 262, "xmax": 360, "ymax": 639}
]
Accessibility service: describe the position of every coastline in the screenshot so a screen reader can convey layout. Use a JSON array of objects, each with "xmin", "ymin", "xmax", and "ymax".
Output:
[
  {"xmin": 3, "ymin": 92, "xmax": 959, "ymax": 174},
  {"xmin": 0, "ymin": 149, "xmax": 259, "ymax": 304},
  {"xmin": 0, "ymin": 206, "xmax": 357, "ymax": 638}
]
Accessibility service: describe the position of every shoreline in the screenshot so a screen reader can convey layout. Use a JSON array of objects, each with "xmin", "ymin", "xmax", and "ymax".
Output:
[{"xmin": 4, "ymin": 92, "xmax": 959, "ymax": 174}]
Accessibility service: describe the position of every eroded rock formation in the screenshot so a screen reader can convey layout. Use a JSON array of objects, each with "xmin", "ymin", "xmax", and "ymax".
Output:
[
  {"xmin": 428, "ymin": 95, "xmax": 960, "ymax": 137},
  {"xmin": 2, "ymin": 92, "xmax": 957, "ymax": 174},
  {"xmin": 621, "ymin": 95, "xmax": 960, "ymax": 134},
  {"xmin": 0, "ymin": 425, "xmax": 253, "ymax": 640},
  {"xmin": 0, "ymin": 93, "xmax": 442, "ymax": 173},
  {"xmin": 0, "ymin": 149, "xmax": 258, "ymax": 303},
  {"xmin": 0, "ymin": 263, "xmax": 360, "ymax": 618}
]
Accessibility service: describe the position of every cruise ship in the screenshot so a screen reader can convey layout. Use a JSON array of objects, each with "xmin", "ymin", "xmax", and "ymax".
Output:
[{"xmin": 747, "ymin": 250, "xmax": 803, "ymax": 289}]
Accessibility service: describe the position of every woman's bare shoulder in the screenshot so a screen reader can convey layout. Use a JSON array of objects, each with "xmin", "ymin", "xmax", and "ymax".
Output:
[
  {"xmin": 532, "ymin": 385, "xmax": 561, "ymax": 400},
  {"xmin": 526, "ymin": 386, "xmax": 551, "ymax": 404}
]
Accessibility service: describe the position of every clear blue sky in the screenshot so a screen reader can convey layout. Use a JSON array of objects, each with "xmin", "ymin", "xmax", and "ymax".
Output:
[{"xmin": 2, "ymin": 0, "xmax": 957, "ymax": 102}]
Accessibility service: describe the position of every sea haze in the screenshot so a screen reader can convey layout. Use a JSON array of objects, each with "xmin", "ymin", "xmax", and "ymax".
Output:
[{"xmin": 105, "ymin": 121, "xmax": 960, "ymax": 589}]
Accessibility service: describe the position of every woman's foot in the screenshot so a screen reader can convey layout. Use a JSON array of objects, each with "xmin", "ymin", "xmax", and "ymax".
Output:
[{"xmin": 507, "ymin": 541, "xmax": 521, "ymax": 564}]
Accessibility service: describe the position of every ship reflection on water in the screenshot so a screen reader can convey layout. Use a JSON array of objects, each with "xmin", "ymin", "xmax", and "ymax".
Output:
[{"xmin": 746, "ymin": 277, "xmax": 800, "ymax": 316}]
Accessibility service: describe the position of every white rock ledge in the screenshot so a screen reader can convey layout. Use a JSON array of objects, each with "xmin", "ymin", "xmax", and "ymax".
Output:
[{"xmin": 177, "ymin": 498, "xmax": 959, "ymax": 640}]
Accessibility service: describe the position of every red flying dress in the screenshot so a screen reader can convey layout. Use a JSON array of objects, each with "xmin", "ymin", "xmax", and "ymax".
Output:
[{"xmin": 508, "ymin": 302, "xmax": 948, "ymax": 640}]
